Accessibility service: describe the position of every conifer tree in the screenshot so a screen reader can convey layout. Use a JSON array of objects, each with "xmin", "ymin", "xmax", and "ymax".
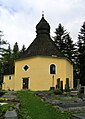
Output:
[
  {"xmin": 13, "ymin": 42, "xmax": 19, "ymax": 59},
  {"xmin": 77, "ymin": 22, "xmax": 85, "ymax": 86},
  {"xmin": 53, "ymin": 23, "xmax": 75, "ymax": 61},
  {"xmin": 64, "ymin": 34, "xmax": 75, "ymax": 61},
  {"xmin": 1, "ymin": 45, "xmax": 14, "ymax": 75},
  {"xmin": 0, "ymin": 31, "xmax": 7, "ymax": 57},
  {"xmin": 53, "ymin": 24, "xmax": 77, "ymax": 88},
  {"xmin": 53, "ymin": 24, "xmax": 67, "ymax": 51},
  {"xmin": 0, "ymin": 31, "xmax": 8, "ymax": 86},
  {"xmin": 20, "ymin": 44, "xmax": 26, "ymax": 54}
]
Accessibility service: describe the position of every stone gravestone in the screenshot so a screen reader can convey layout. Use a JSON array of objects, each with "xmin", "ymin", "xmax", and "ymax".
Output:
[
  {"xmin": 71, "ymin": 113, "xmax": 85, "ymax": 119},
  {"xmin": 5, "ymin": 110, "xmax": 17, "ymax": 119},
  {"xmin": 78, "ymin": 83, "xmax": 81, "ymax": 93},
  {"xmin": 60, "ymin": 81, "xmax": 63, "ymax": 92},
  {"xmin": 80, "ymin": 86, "xmax": 85, "ymax": 94},
  {"xmin": 77, "ymin": 79, "xmax": 80, "ymax": 90},
  {"xmin": 78, "ymin": 86, "xmax": 85, "ymax": 99},
  {"xmin": 57, "ymin": 78, "xmax": 60, "ymax": 89}
]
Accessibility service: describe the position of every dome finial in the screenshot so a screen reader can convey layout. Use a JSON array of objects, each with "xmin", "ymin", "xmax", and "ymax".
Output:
[{"xmin": 42, "ymin": 11, "xmax": 44, "ymax": 18}]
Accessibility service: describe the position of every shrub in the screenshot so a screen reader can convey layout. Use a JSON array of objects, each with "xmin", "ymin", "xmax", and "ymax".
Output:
[
  {"xmin": 0, "ymin": 98, "xmax": 8, "ymax": 102},
  {"xmin": 53, "ymin": 89, "xmax": 62, "ymax": 95},
  {"xmin": 0, "ymin": 91, "xmax": 5, "ymax": 97}
]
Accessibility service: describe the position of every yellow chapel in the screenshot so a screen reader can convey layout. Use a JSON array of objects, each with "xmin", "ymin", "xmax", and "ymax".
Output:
[{"xmin": 2, "ymin": 15, "xmax": 73, "ymax": 91}]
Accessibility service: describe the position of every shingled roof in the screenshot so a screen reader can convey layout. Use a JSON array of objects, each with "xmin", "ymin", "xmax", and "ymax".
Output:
[{"xmin": 20, "ymin": 15, "xmax": 65, "ymax": 58}]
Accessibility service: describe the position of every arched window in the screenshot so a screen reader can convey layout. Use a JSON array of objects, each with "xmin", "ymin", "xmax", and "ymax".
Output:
[{"xmin": 50, "ymin": 64, "xmax": 56, "ymax": 74}]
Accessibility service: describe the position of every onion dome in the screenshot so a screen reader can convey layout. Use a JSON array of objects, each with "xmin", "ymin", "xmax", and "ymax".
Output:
[{"xmin": 36, "ymin": 14, "xmax": 50, "ymax": 35}]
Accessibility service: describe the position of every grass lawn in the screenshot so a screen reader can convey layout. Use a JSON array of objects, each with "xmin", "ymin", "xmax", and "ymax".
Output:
[{"xmin": 18, "ymin": 91, "xmax": 70, "ymax": 119}]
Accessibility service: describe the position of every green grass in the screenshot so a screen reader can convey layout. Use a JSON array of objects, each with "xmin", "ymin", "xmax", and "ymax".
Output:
[{"xmin": 17, "ymin": 91, "xmax": 70, "ymax": 119}]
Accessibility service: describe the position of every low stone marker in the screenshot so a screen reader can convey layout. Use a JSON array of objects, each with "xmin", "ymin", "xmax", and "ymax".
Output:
[
  {"xmin": 71, "ymin": 113, "xmax": 85, "ymax": 119},
  {"xmin": 5, "ymin": 110, "xmax": 18, "ymax": 119},
  {"xmin": 78, "ymin": 86, "xmax": 85, "ymax": 99},
  {"xmin": 57, "ymin": 101, "xmax": 85, "ymax": 108}
]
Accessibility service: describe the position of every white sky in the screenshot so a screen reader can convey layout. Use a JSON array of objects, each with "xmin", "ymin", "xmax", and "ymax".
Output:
[{"xmin": 0, "ymin": 0, "xmax": 85, "ymax": 49}]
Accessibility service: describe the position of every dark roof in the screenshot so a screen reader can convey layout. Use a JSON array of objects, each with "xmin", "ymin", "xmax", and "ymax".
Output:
[{"xmin": 20, "ymin": 16, "xmax": 65, "ymax": 59}]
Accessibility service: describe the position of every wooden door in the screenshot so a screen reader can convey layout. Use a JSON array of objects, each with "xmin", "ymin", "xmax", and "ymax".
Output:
[{"xmin": 23, "ymin": 78, "xmax": 29, "ymax": 89}]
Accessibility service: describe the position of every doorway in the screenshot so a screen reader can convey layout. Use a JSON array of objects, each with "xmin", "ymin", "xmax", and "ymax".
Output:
[{"xmin": 22, "ymin": 78, "xmax": 29, "ymax": 89}]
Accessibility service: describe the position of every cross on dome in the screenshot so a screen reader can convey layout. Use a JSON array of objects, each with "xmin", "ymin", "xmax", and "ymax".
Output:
[{"xmin": 42, "ymin": 11, "xmax": 44, "ymax": 18}]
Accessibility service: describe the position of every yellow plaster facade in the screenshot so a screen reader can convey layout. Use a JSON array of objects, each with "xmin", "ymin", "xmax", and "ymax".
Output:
[
  {"xmin": 2, "ymin": 74, "xmax": 15, "ymax": 90},
  {"xmin": 2, "ymin": 16, "xmax": 73, "ymax": 91},
  {"xmin": 3, "ymin": 56, "xmax": 73, "ymax": 91}
]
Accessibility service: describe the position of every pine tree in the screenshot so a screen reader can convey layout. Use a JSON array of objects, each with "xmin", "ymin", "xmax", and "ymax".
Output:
[
  {"xmin": 1, "ymin": 45, "xmax": 14, "ymax": 75},
  {"xmin": 1, "ymin": 42, "xmax": 20, "ymax": 75},
  {"xmin": 13, "ymin": 42, "xmax": 19, "ymax": 59},
  {"xmin": 77, "ymin": 22, "xmax": 85, "ymax": 86},
  {"xmin": 53, "ymin": 23, "xmax": 75, "ymax": 61},
  {"xmin": 53, "ymin": 24, "xmax": 67, "ymax": 51},
  {"xmin": 0, "ymin": 31, "xmax": 7, "ymax": 57},
  {"xmin": 20, "ymin": 44, "xmax": 26, "ymax": 53},
  {"xmin": 0, "ymin": 31, "xmax": 8, "ymax": 87},
  {"xmin": 64, "ymin": 34, "xmax": 75, "ymax": 61},
  {"xmin": 53, "ymin": 24, "xmax": 77, "ymax": 88},
  {"xmin": 19, "ymin": 44, "xmax": 26, "ymax": 57}
]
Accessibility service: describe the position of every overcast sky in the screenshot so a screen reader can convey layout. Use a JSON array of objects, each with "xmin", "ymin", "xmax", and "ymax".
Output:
[{"xmin": 0, "ymin": 0, "xmax": 85, "ymax": 49}]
